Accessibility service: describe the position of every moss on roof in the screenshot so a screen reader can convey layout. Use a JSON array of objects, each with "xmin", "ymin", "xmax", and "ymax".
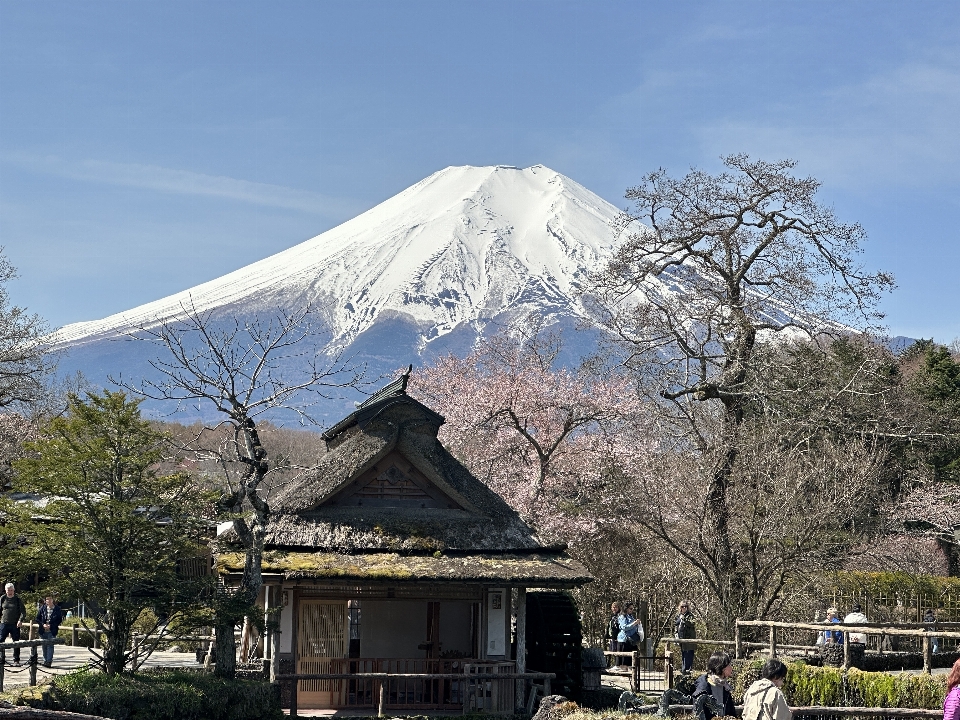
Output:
[{"xmin": 217, "ymin": 550, "xmax": 592, "ymax": 586}]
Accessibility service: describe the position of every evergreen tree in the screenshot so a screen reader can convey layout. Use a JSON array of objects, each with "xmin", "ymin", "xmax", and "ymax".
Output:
[{"xmin": 2, "ymin": 391, "xmax": 211, "ymax": 675}]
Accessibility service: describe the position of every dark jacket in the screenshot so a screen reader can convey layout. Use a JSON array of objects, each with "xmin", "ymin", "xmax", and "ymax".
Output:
[
  {"xmin": 0, "ymin": 594, "xmax": 25, "ymax": 626},
  {"xmin": 675, "ymin": 612, "xmax": 696, "ymax": 651},
  {"xmin": 36, "ymin": 604, "xmax": 64, "ymax": 635},
  {"xmin": 692, "ymin": 672, "xmax": 736, "ymax": 719}
]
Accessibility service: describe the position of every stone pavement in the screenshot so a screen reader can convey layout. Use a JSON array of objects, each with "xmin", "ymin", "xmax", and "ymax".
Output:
[{"xmin": 0, "ymin": 645, "xmax": 202, "ymax": 689}]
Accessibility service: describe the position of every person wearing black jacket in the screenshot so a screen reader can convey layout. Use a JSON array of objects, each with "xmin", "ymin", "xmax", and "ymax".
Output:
[
  {"xmin": 658, "ymin": 650, "xmax": 735, "ymax": 719},
  {"xmin": 0, "ymin": 583, "xmax": 26, "ymax": 666},
  {"xmin": 691, "ymin": 651, "xmax": 736, "ymax": 719},
  {"xmin": 36, "ymin": 596, "xmax": 64, "ymax": 667}
]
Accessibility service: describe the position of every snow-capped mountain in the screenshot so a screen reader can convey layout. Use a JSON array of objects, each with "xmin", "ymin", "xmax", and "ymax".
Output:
[
  {"xmin": 57, "ymin": 165, "xmax": 617, "ymax": 349},
  {"xmin": 53, "ymin": 165, "xmax": 623, "ymax": 417}
]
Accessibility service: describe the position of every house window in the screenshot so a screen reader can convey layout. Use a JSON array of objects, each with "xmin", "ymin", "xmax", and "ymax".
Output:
[{"xmin": 348, "ymin": 599, "xmax": 361, "ymax": 658}]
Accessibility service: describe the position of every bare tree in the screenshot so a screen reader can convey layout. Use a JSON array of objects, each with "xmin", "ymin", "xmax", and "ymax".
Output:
[
  {"xmin": 588, "ymin": 155, "xmax": 894, "ymax": 625},
  {"xmin": 117, "ymin": 301, "xmax": 366, "ymax": 677},
  {"xmin": 0, "ymin": 249, "xmax": 54, "ymax": 408}
]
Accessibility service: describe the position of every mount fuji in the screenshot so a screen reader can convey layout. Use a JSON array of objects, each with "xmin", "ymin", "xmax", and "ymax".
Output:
[{"xmin": 53, "ymin": 165, "xmax": 625, "ymax": 420}]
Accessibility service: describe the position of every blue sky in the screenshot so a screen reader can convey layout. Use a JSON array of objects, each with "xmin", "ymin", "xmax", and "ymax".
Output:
[{"xmin": 1, "ymin": 1, "xmax": 959, "ymax": 342}]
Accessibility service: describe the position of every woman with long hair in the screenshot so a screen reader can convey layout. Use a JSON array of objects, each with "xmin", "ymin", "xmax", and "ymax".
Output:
[{"xmin": 945, "ymin": 658, "xmax": 960, "ymax": 720}]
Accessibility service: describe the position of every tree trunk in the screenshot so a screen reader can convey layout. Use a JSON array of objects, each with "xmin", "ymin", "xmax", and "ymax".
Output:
[
  {"xmin": 101, "ymin": 612, "xmax": 128, "ymax": 676},
  {"xmin": 213, "ymin": 612, "xmax": 237, "ymax": 679}
]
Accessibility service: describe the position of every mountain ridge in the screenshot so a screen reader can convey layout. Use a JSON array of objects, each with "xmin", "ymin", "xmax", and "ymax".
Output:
[{"xmin": 54, "ymin": 164, "xmax": 619, "ymax": 353}]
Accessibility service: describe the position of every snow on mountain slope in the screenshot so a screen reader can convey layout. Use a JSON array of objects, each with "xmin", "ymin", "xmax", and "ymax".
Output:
[{"xmin": 54, "ymin": 165, "xmax": 620, "ymax": 351}]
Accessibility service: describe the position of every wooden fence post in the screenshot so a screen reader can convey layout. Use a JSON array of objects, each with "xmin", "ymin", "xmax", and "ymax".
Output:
[
  {"xmin": 734, "ymin": 622, "xmax": 742, "ymax": 659},
  {"xmin": 1, "ymin": 648, "xmax": 5, "ymax": 692},
  {"xmin": 515, "ymin": 587, "xmax": 527, "ymax": 712},
  {"xmin": 922, "ymin": 634, "xmax": 932, "ymax": 674},
  {"xmin": 769, "ymin": 625, "xmax": 777, "ymax": 658},
  {"xmin": 290, "ymin": 677, "xmax": 298, "ymax": 718},
  {"xmin": 378, "ymin": 680, "xmax": 386, "ymax": 717},
  {"xmin": 664, "ymin": 650, "xmax": 674, "ymax": 689},
  {"xmin": 843, "ymin": 631, "xmax": 851, "ymax": 670},
  {"xmin": 71, "ymin": 624, "xmax": 78, "ymax": 647},
  {"xmin": 28, "ymin": 646, "xmax": 38, "ymax": 686}
]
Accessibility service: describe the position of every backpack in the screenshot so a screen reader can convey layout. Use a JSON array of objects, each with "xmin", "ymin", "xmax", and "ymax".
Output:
[{"xmin": 608, "ymin": 614, "xmax": 619, "ymax": 640}]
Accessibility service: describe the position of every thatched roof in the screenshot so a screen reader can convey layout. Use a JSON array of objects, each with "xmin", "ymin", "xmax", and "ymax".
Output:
[
  {"xmin": 217, "ymin": 375, "xmax": 593, "ymax": 587},
  {"xmin": 263, "ymin": 381, "xmax": 552, "ymax": 553},
  {"xmin": 218, "ymin": 549, "xmax": 592, "ymax": 586}
]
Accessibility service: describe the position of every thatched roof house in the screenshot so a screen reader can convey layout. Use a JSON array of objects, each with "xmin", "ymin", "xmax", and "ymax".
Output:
[{"xmin": 219, "ymin": 371, "xmax": 591, "ymax": 712}]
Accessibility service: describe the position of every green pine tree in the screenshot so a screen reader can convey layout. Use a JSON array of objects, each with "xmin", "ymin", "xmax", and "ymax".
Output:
[{"xmin": 2, "ymin": 391, "xmax": 212, "ymax": 675}]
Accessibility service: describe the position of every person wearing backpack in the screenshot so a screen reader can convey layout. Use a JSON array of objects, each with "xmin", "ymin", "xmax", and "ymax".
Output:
[{"xmin": 742, "ymin": 658, "xmax": 792, "ymax": 720}]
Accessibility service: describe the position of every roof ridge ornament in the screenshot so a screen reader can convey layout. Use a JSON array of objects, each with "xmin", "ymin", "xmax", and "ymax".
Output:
[{"xmin": 357, "ymin": 364, "xmax": 413, "ymax": 410}]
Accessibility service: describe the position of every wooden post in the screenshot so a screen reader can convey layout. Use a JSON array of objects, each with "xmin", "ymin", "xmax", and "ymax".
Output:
[
  {"xmin": 239, "ymin": 616, "xmax": 251, "ymax": 664},
  {"xmin": 28, "ymin": 621, "xmax": 35, "ymax": 641},
  {"xmin": 768, "ymin": 625, "xmax": 777, "ymax": 658},
  {"xmin": 29, "ymin": 646, "xmax": 38, "ymax": 686},
  {"xmin": 378, "ymin": 680, "xmax": 387, "ymax": 717},
  {"xmin": 664, "ymin": 649, "xmax": 674, "ymax": 689},
  {"xmin": 270, "ymin": 626, "xmax": 280, "ymax": 683},
  {"xmin": 843, "ymin": 631, "xmax": 851, "ymax": 670},
  {"xmin": 515, "ymin": 587, "xmax": 527, "ymax": 712},
  {"xmin": 290, "ymin": 677, "xmax": 298, "ymax": 719},
  {"xmin": 1, "ymin": 647, "xmax": 5, "ymax": 692},
  {"xmin": 203, "ymin": 634, "xmax": 215, "ymax": 672},
  {"xmin": 631, "ymin": 651, "xmax": 639, "ymax": 692},
  {"xmin": 734, "ymin": 622, "xmax": 742, "ymax": 659},
  {"xmin": 922, "ymin": 634, "xmax": 932, "ymax": 674},
  {"xmin": 463, "ymin": 663, "xmax": 472, "ymax": 714},
  {"xmin": 544, "ymin": 675, "xmax": 551, "ymax": 697},
  {"xmin": 72, "ymin": 624, "xmax": 78, "ymax": 647}
]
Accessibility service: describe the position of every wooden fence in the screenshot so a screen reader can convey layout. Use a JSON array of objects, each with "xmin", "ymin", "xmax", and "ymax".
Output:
[
  {"xmin": 0, "ymin": 638, "xmax": 65, "ymax": 691},
  {"xmin": 276, "ymin": 671, "xmax": 555, "ymax": 718},
  {"xmin": 736, "ymin": 619, "xmax": 960, "ymax": 672}
]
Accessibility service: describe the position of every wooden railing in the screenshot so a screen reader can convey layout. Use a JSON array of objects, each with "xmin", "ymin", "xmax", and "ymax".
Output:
[
  {"xmin": 632, "ymin": 703, "xmax": 940, "ymax": 718},
  {"xmin": 276, "ymin": 667, "xmax": 555, "ymax": 718},
  {"xmin": 736, "ymin": 619, "xmax": 960, "ymax": 672},
  {"xmin": 0, "ymin": 638, "xmax": 65, "ymax": 691}
]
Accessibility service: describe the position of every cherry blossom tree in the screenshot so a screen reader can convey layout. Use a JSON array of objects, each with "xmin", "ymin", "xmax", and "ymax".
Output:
[{"xmin": 408, "ymin": 321, "xmax": 650, "ymax": 540}]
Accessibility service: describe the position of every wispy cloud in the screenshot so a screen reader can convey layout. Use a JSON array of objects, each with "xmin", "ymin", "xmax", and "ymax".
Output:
[
  {"xmin": 1, "ymin": 153, "xmax": 357, "ymax": 216},
  {"xmin": 693, "ymin": 60, "xmax": 960, "ymax": 189}
]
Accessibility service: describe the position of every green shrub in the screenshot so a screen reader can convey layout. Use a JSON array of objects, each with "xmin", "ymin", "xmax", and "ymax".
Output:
[
  {"xmin": 42, "ymin": 668, "xmax": 281, "ymax": 720},
  {"xmin": 732, "ymin": 658, "xmax": 947, "ymax": 710}
]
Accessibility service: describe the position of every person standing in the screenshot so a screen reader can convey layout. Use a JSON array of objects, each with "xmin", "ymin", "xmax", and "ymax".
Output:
[
  {"xmin": 617, "ymin": 602, "xmax": 645, "ymax": 669},
  {"xmin": 843, "ymin": 604, "xmax": 869, "ymax": 645},
  {"xmin": 675, "ymin": 600, "xmax": 697, "ymax": 674},
  {"xmin": 742, "ymin": 658, "xmax": 792, "ymax": 720},
  {"xmin": 0, "ymin": 583, "xmax": 26, "ymax": 666},
  {"xmin": 35, "ymin": 596, "xmax": 63, "ymax": 667},
  {"xmin": 607, "ymin": 601, "xmax": 623, "ymax": 669},
  {"xmin": 820, "ymin": 607, "xmax": 843, "ymax": 645},
  {"xmin": 924, "ymin": 608, "xmax": 940, "ymax": 654},
  {"xmin": 944, "ymin": 658, "xmax": 960, "ymax": 720}
]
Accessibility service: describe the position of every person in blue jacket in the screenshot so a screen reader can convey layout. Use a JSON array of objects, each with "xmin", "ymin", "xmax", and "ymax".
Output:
[{"xmin": 35, "ymin": 596, "xmax": 64, "ymax": 667}]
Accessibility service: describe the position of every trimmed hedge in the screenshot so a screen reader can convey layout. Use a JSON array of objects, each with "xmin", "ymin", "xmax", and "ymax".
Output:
[
  {"xmin": 733, "ymin": 658, "xmax": 947, "ymax": 710},
  {"xmin": 22, "ymin": 668, "xmax": 282, "ymax": 720}
]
